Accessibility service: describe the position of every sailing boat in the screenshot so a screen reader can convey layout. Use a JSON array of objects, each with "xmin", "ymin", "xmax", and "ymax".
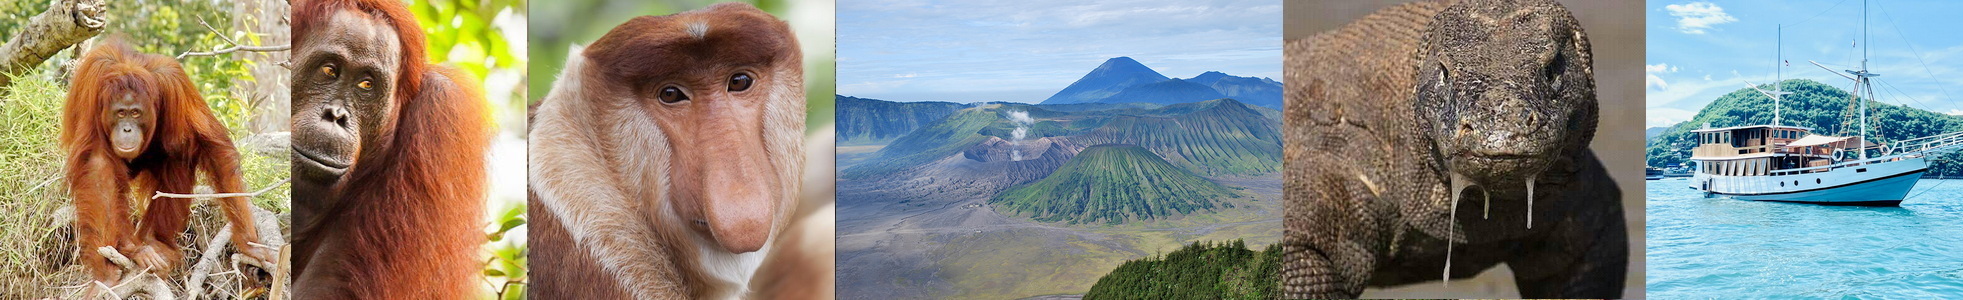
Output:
[{"xmin": 1687, "ymin": 0, "xmax": 1963, "ymax": 206}]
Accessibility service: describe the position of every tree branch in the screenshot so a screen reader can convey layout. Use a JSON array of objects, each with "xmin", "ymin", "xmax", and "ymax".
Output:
[
  {"xmin": 177, "ymin": 45, "xmax": 291, "ymax": 60},
  {"xmin": 152, "ymin": 178, "xmax": 289, "ymax": 200},
  {"xmin": 0, "ymin": 0, "xmax": 107, "ymax": 89},
  {"xmin": 175, "ymin": 14, "xmax": 290, "ymax": 59},
  {"xmin": 74, "ymin": 247, "xmax": 176, "ymax": 300}
]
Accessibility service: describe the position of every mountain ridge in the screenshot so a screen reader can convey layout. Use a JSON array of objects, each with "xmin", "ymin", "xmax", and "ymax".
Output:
[
  {"xmin": 991, "ymin": 144, "xmax": 1240, "ymax": 225},
  {"xmin": 1041, "ymin": 57, "xmax": 1170, "ymax": 105},
  {"xmin": 1038, "ymin": 57, "xmax": 1283, "ymax": 109}
]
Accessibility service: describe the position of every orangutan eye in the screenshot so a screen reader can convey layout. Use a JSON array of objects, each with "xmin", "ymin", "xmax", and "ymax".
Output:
[
  {"xmin": 358, "ymin": 79, "xmax": 374, "ymax": 90},
  {"xmin": 321, "ymin": 64, "xmax": 339, "ymax": 78}
]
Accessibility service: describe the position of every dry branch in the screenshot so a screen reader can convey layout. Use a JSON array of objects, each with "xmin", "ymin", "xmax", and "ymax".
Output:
[
  {"xmin": 0, "ymin": 0, "xmax": 106, "ymax": 89},
  {"xmin": 152, "ymin": 178, "xmax": 290, "ymax": 200},
  {"xmin": 78, "ymin": 247, "xmax": 176, "ymax": 300},
  {"xmin": 186, "ymin": 205, "xmax": 286, "ymax": 298},
  {"xmin": 176, "ymin": 15, "xmax": 289, "ymax": 59}
]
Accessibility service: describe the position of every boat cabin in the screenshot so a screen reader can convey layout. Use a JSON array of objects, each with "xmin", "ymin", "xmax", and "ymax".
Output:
[{"xmin": 1689, "ymin": 124, "xmax": 1860, "ymax": 176}]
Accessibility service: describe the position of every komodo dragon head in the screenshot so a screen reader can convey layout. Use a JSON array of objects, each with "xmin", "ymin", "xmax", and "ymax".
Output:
[{"xmin": 1413, "ymin": 0, "xmax": 1597, "ymax": 212}]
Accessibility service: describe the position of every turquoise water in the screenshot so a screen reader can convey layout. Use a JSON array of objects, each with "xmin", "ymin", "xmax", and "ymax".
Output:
[{"xmin": 1647, "ymin": 178, "xmax": 1963, "ymax": 298}]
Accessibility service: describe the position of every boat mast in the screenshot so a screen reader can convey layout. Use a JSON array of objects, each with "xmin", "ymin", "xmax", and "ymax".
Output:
[
  {"xmin": 1860, "ymin": 0, "xmax": 1871, "ymax": 161},
  {"xmin": 1746, "ymin": 26, "xmax": 1791, "ymax": 129}
]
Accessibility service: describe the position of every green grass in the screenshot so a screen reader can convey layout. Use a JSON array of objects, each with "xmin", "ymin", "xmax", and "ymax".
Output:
[{"xmin": 0, "ymin": 71, "xmax": 289, "ymax": 298}]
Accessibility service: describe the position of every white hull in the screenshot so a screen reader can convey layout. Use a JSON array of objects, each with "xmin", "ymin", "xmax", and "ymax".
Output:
[{"xmin": 1690, "ymin": 156, "xmax": 1926, "ymax": 206}]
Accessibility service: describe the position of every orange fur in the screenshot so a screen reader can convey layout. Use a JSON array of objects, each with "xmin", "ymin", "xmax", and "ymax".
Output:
[
  {"xmin": 289, "ymin": 0, "xmax": 492, "ymax": 298},
  {"xmin": 61, "ymin": 37, "xmax": 270, "ymax": 289}
]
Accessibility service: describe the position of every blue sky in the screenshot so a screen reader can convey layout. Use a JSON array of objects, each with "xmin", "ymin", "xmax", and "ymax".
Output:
[
  {"xmin": 838, "ymin": 0, "xmax": 1281, "ymax": 103},
  {"xmin": 1647, "ymin": 0, "xmax": 1963, "ymax": 128}
]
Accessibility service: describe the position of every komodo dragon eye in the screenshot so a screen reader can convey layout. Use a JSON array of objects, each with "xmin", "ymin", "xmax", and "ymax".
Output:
[{"xmin": 1544, "ymin": 52, "xmax": 1566, "ymax": 91}]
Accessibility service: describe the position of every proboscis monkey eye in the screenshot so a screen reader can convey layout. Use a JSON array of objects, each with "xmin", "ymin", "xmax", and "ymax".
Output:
[
  {"xmin": 659, "ymin": 86, "xmax": 690, "ymax": 103},
  {"xmin": 728, "ymin": 73, "xmax": 754, "ymax": 92}
]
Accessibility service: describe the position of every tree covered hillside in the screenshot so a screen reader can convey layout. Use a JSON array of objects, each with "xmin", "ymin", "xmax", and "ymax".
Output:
[{"xmin": 1084, "ymin": 240, "xmax": 1278, "ymax": 300}]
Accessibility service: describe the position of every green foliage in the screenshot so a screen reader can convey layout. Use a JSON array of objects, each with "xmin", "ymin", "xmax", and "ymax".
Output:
[
  {"xmin": 412, "ymin": 0, "xmax": 524, "ymax": 81},
  {"xmin": 1645, "ymin": 79, "xmax": 1963, "ymax": 176},
  {"xmin": 484, "ymin": 202, "xmax": 528, "ymax": 299},
  {"xmin": 991, "ymin": 144, "xmax": 1241, "ymax": 225},
  {"xmin": 1084, "ymin": 240, "xmax": 1279, "ymax": 300}
]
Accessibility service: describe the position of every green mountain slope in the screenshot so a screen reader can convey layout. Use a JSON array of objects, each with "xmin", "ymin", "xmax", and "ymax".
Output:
[
  {"xmin": 991, "ymin": 144, "xmax": 1241, "ymax": 225},
  {"xmin": 1070, "ymin": 98, "xmax": 1284, "ymax": 176},
  {"xmin": 835, "ymin": 95, "xmax": 968, "ymax": 144},
  {"xmin": 1646, "ymin": 79, "xmax": 1963, "ymax": 175},
  {"xmin": 1084, "ymin": 240, "xmax": 1279, "ymax": 299},
  {"xmin": 841, "ymin": 107, "xmax": 1001, "ymax": 179}
]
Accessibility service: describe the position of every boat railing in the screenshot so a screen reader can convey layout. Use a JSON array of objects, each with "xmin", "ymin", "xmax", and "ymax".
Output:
[
  {"xmin": 1883, "ymin": 130, "xmax": 1963, "ymax": 157},
  {"xmin": 1751, "ymin": 153, "xmax": 1919, "ymax": 176}
]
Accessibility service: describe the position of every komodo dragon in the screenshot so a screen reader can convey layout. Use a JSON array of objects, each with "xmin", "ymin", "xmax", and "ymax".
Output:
[{"xmin": 1281, "ymin": 0, "xmax": 1626, "ymax": 298}]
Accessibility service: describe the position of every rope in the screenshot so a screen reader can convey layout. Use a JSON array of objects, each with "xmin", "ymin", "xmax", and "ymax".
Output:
[
  {"xmin": 1906, "ymin": 171, "xmax": 1951, "ymax": 200},
  {"xmin": 1787, "ymin": 0, "xmax": 1854, "ymax": 30},
  {"xmin": 1873, "ymin": 0, "xmax": 1960, "ymax": 108}
]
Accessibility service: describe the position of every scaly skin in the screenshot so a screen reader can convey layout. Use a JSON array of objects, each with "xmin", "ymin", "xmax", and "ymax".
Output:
[{"xmin": 1281, "ymin": 0, "xmax": 1625, "ymax": 298}]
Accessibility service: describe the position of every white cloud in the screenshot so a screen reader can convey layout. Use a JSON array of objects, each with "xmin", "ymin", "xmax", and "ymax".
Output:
[
  {"xmin": 1665, "ymin": 2, "xmax": 1738, "ymax": 34},
  {"xmin": 1648, "ymin": 107, "xmax": 1699, "ymax": 128},
  {"xmin": 1646, "ymin": 63, "xmax": 1676, "ymax": 90},
  {"xmin": 1647, "ymin": 73, "xmax": 1743, "ymax": 109}
]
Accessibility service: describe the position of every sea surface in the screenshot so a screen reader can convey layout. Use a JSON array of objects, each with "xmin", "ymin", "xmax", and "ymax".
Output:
[{"xmin": 1648, "ymin": 178, "xmax": 1963, "ymax": 299}]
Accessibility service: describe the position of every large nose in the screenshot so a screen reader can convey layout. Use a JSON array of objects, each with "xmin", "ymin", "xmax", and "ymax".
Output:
[{"xmin": 697, "ymin": 98, "xmax": 777, "ymax": 254}]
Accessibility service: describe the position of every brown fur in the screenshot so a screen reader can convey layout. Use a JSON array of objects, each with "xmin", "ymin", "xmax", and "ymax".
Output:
[
  {"xmin": 289, "ymin": 0, "xmax": 492, "ymax": 298},
  {"xmin": 61, "ymin": 38, "xmax": 272, "ymax": 290},
  {"xmin": 527, "ymin": 3, "xmax": 808, "ymax": 299}
]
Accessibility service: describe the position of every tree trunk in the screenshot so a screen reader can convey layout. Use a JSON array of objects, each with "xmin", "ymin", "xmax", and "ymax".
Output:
[{"xmin": 0, "ymin": 0, "xmax": 107, "ymax": 90}]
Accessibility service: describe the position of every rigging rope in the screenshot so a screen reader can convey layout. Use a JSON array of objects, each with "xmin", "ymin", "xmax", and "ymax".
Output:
[{"xmin": 1873, "ymin": 0, "xmax": 1960, "ymax": 109}]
